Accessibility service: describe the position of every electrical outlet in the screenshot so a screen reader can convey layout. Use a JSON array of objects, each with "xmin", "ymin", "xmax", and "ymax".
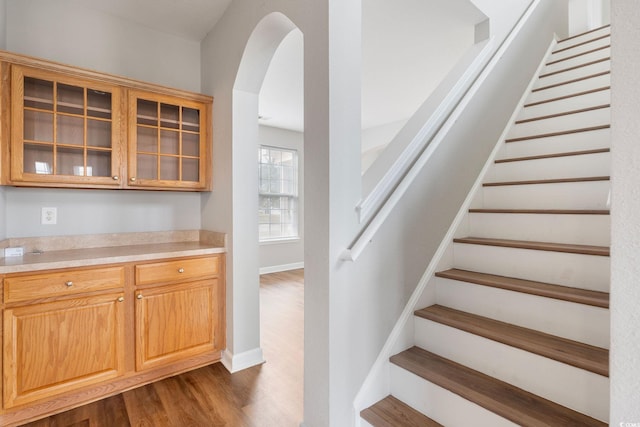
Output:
[{"xmin": 41, "ymin": 207, "xmax": 57, "ymax": 225}]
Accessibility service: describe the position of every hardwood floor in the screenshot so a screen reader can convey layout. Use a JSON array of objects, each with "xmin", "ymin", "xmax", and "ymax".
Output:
[{"xmin": 21, "ymin": 269, "xmax": 304, "ymax": 427}]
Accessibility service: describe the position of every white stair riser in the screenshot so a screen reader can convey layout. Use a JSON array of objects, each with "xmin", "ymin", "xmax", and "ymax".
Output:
[
  {"xmin": 488, "ymin": 152, "xmax": 610, "ymax": 183},
  {"xmin": 548, "ymin": 36, "xmax": 610, "ymax": 63},
  {"xmin": 467, "ymin": 212, "xmax": 610, "ymax": 246},
  {"xmin": 518, "ymin": 89, "xmax": 610, "ymax": 121},
  {"xmin": 413, "ymin": 319, "xmax": 609, "ymax": 422},
  {"xmin": 434, "ymin": 277, "xmax": 610, "ymax": 348},
  {"xmin": 507, "ymin": 108, "xmax": 610, "ymax": 139},
  {"xmin": 360, "ymin": 420, "xmax": 374, "ymax": 427},
  {"xmin": 554, "ymin": 28, "xmax": 610, "ymax": 51},
  {"xmin": 390, "ymin": 364, "xmax": 518, "ymax": 427},
  {"xmin": 544, "ymin": 47, "xmax": 610, "ymax": 75},
  {"xmin": 535, "ymin": 59, "xmax": 610, "ymax": 89},
  {"xmin": 452, "ymin": 243, "xmax": 609, "ymax": 291},
  {"xmin": 481, "ymin": 180, "xmax": 610, "ymax": 210},
  {"xmin": 526, "ymin": 74, "xmax": 610, "ymax": 105},
  {"xmin": 499, "ymin": 128, "xmax": 610, "ymax": 159}
]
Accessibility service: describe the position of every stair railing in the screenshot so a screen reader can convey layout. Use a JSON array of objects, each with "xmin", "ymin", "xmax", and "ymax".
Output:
[{"xmin": 342, "ymin": 0, "xmax": 541, "ymax": 262}]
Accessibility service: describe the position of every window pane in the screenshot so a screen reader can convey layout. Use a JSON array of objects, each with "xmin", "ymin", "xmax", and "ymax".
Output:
[{"xmin": 258, "ymin": 146, "xmax": 299, "ymax": 241}]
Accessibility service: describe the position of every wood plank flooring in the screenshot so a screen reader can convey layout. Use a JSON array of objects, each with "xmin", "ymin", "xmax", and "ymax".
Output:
[{"xmin": 21, "ymin": 269, "xmax": 304, "ymax": 427}]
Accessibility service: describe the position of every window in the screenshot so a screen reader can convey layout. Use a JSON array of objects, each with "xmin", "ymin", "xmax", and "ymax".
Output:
[{"xmin": 258, "ymin": 146, "xmax": 299, "ymax": 241}]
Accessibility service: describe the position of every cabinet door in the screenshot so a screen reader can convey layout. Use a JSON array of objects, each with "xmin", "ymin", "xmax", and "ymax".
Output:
[
  {"xmin": 10, "ymin": 65, "xmax": 123, "ymax": 187},
  {"xmin": 128, "ymin": 90, "xmax": 211, "ymax": 190},
  {"xmin": 135, "ymin": 280, "xmax": 220, "ymax": 371},
  {"xmin": 3, "ymin": 293, "xmax": 126, "ymax": 408}
]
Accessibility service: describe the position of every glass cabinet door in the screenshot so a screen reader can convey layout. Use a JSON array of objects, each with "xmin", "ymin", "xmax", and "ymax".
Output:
[
  {"xmin": 11, "ymin": 66, "xmax": 121, "ymax": 186},
  {"xmin": 128, "ymin": 90, "xmax": 209, "ymax": 190}
]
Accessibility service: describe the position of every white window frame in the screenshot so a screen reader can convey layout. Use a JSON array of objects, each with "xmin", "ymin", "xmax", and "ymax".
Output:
[{"xmin": 258, "ymin": 145, "xmax": 299, "ymax": 242}]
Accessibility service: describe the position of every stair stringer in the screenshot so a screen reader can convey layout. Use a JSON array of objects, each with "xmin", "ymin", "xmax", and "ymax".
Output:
[{"xmin": 352, "ymin": 37, "xmax": 559, "ymax": 427}]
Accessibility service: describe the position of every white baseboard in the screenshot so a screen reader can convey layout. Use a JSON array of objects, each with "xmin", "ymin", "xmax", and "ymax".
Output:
[
  {"xmin": 221, "ymin": 347, "xmax": 265, "ymax": 373},
  {"xmin": 259, "ymin": 262, "xmax": 304, "ymax": 275}
]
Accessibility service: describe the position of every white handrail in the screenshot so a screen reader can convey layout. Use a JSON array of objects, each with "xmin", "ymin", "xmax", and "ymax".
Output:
[{"xmin": 342, "ymin": 0, "xmax": 541, "ymax": 262}]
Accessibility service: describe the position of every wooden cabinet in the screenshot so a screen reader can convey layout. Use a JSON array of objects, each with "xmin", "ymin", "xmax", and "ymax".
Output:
[
  {"xmin": 10, "ymin": 65, "xmax": 123, "ymax": 187},
  {"xmin": 128, "ymin": 90, "xmax": 211, "ymax": 190},
  {"xmin": 134, "ymin": 255, "xmax": 224, "ymax": 371},
  {"xmin": 1, "ymin": 52, "xmax": 212, "ymax": 191},
  {"xmin": 2, "ymin": 266, "xmax": 126, "ymax": 409},
  {"xmin": 0, "ymin": 254, "xmax": 224, "ymax": 423}
]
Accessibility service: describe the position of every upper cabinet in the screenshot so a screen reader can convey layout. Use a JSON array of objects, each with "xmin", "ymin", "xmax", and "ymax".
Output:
[
  {"xmin": 11, "ymin": 65, "xmax": 123, "ymax": 187},
  {"xmin": 128, "ymin": 90, "xmax": 211, "ymax": 190},
  {"xmin": 0, "ymin": 53, "xmax": 213, "ymax": 191}
]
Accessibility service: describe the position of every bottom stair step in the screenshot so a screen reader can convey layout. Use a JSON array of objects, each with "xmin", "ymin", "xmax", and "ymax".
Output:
[
  {"xmin": 391, "ymin": 347, "xmax": 606, "ymax": 427},
  {"xmin": 361, "ymin": 395, "xmax": 443, "ymax": 427}
]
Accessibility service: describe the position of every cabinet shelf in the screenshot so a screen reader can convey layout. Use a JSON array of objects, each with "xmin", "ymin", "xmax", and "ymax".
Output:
[
  {"xmin": 24, "ymin": 96, "xmax": 112, "ymax": 115},
  {"xmin": 136, "ymin": 114, "xmax": 199, "ymax": 129}
]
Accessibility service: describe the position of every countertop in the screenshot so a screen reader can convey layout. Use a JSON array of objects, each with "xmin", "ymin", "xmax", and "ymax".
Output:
[{"xmin": 0, "ymin": 230, "xmax": 226, "ymax": 274}]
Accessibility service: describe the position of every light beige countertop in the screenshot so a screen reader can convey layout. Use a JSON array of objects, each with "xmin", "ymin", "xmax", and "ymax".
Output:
[{"xmin": 0, "ymin": 230, "xmax": 226, "ymax": 274}]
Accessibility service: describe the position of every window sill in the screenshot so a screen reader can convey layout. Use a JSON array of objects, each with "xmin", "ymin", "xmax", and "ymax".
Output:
[{"xmin": 259, "ymin": 237, "xmax": 301, "ymax": 246}]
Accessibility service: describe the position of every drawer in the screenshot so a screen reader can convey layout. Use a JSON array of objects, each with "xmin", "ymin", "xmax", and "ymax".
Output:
[
  {"xmin": 135, "ymin": 256, "xmax": 219, "ymax": 286},
  {"xmin": 5, "ymin": 266, "xmax": 125, "ymax": 303}
]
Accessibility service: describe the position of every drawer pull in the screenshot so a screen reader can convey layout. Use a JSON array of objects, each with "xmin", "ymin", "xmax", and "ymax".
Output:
[
  {"xmin": 178, "ymin": 268, "xmax": 185, "ymax": 273},
  {"xmin": 65, "ymin": 281, "xmax": 73, "ymax": 287},
  {"xmin": 137, "ymin": 294, "xmax": 143, "ymax": 299},
  {"xmin": 118, "ymin": 297, "xmax": 125, "ymax": 302},
  {"xmin": 112, "ymin": 175, "xmax": 119, "ymax": 181}
]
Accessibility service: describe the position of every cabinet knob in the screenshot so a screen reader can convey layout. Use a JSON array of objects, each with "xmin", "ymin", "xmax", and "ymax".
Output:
[
  {"xmin": 130, "ymin": 177, "xmax": 137, "ymax": 182},
  {"xmin": 118, "ymin": 297, "xmax": 125, "ymax": 302},
  {"xmin": 178, "ymin": 268, "xmax": 185, "ymax": 273},
  {"xmin": 112, "ymin": 176, "xmax": 119, "ymax": 181},
  {"xmin": 137, "ymin": 294, "xmax": 143, "ymax": 299},
  {"xmin": 65, "ymin": 281, "xmax": 73, "ymax": 287}
]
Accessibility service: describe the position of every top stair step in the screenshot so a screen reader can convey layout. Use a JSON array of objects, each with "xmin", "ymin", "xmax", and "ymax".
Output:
[
  {"xmin": 391, "ymin": 346, "xmax": 607, "ymax": 427},
  {"xmin": 414, "ymin": 305, "xmax": 609, "ymax": 376},
  {"xmin": 361, "ymin": 395, "xmax": 443, "ymax": 427},
  {"xmin": 555, "ymin": 25, "xmax": 610, "ymax": 49}
]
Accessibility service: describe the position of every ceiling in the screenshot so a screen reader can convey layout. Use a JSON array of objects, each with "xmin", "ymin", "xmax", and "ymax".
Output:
[{"xmin": 78, "ymin": 0, "xmax": 485, "ymax": 134}]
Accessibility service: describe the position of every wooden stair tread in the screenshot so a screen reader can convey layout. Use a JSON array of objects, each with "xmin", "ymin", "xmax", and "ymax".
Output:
[
  {"xmin": 453, "ymin": 236, "xmax": 610, "ymax": 256},
  {"xmin": 532, "ymin": 71, "xmax": 610, "ymax": 93},
  {"xmin": 524, "ymin": 86, "xmax": 610, "ymax": 108},
  {"xmin": 361, "ymin": 396, "xmax": 443, "ymax": 427},
  {"xmin": 435, "ymin": 268, "xmax": 609, "ymax": 308},
  {"xmin": 483, "ymin": 175, "xmax": 609, "ymax": 187},
  {"xmin": 495, "ymin": 148, "xmax": 609, "ymax": 163},
  {"xmin": 546, "ymin": 45, "xmax": 609, "ymax": 66},
  {"xmin": 539, "ymin": 57, "xmax": 610, "ymax": 79},
  {"xmin": 557, "ymin": 24, "xmax": 610, "ymax": 44},
  {"xmin": 514, "ymin": 105, "xmax": 610, "ymax": 124},
  {"xmin": 505, "ymin": 125, "xmax": 610, "ymax": 143},
  {"xmin": 552, "ymin": 34, "xmax": 610, "ymax": 55},
  {"xmin": 469, "ymin": 208, "xmax": 609, "ymax": 215},
  {"xmin": 391, "ymin": 347, "xmax": 607, "ymax": 427},
  {"xmin": 414, "ymin": 305, "xmax": 609, "ymax": 376}
]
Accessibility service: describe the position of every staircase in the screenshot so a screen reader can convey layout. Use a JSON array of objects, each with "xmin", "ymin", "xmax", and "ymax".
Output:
[{"xmin": 361, "ymin": 25, "xmax": 611, "ymax": 427}]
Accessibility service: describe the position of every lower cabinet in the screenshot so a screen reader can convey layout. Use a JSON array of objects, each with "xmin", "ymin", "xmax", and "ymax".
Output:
[
  {"xmin": 135, "ymin": 279, "xmax": 221, "ymax": 371},
  {"xmin": 3, "ymin": 293, "xmax": 126, "ymax": 408},
  {"xmin": 0, "ymin": 254, "xmax": 225, "ymax": 424}
]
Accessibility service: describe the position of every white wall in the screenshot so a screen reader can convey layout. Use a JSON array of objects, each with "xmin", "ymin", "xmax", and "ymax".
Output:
[
  {"xmin": 6, "ymin": 0, "xmax": 201, "ymax": 92},
  {"xmin": 258, "ymin": 125, "xmax": 304, "ymax": 272},
  {"xmin": 610, "ymin": 1, "xmax": 640, "ymax": 423},
  {"xmin": 5, "ymin": 188, "xmax": 200, "ymax": 238},
  {"xmin": 3, "ymin": 0, "xmax": 203, "ymax": 239},
  {"xmin": 568, "ymin": 0, "xmax": 610, "ymax": 35}
]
